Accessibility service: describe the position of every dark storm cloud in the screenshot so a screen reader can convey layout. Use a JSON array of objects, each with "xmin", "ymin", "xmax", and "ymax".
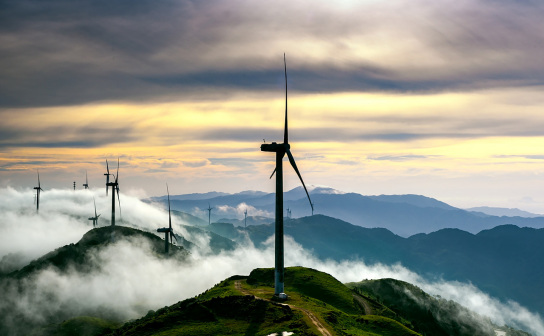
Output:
[{"xmin": 1, "ymin": 0, "xmax": 544, "ymax": 107}]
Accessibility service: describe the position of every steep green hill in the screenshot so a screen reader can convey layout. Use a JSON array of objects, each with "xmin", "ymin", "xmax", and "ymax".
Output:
[
  {"xmin": 8, "ymin": 226, "xmax": 188, "ymax": 280},
  {"xmin": 104, "ymin": 267, "xmax": 421, "ymax": 336},
  {"xmin": 0, "ymin": 226, "xmax": 189, "ymax": 336},
  {"xmin": 347, "ymin": 279, "xmax": 530, "ymax": 336},
  {"xmin": 12, "ymin": 266, "xmax": 531, "ymax": 336}
]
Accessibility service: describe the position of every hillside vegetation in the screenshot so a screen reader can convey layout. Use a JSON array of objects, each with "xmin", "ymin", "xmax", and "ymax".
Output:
[
  {"xmin": 6, "ymin": 226, "xmax": 188, "ymax": 280},
  {"xmin": 347, "ymin": 278, "xmax": 530, "ymax": 336},
  {"xmin": 106, "ymin": 267, "xmax": 420, "ymax": 336}
]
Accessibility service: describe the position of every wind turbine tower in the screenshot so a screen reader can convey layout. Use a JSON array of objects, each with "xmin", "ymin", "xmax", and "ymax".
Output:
[
  {"xmin": 88, "ymin": 198, "xmax": 101, "ymax": 227},
  {"xmin": 207, "ymin": 203, "xmax": 213, "ymax": 225},
  {"xmin": 244, "ymin": 208, "xmax": 248, "ymax": 228},
  {"xmin": 104, "ymin": 160, "xmax": 112, "ymax": 196},
  {"xmin": 157, "ymin": 184, "xmax": 178, "ymax": 253},
  {"xmin": 83, "ymin": 170, "xmax": 89, "ymax": 189},
  {"xmin": 33, "ymin": 170, "xmax": 43, "ymax": 212},
  {"xmin": 106, "ymin": 158, "xmax": 121, "ymax": 226},
  {"xmin": 260, "ymin": 54, "xmax": 313, "ymax": 299}
]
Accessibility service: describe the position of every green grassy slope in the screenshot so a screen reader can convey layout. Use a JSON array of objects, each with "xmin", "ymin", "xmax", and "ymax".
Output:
[
  {"xmin": 37, "ymin": 316, "xmax": 120, "ymax": 336},
  {"xmin": 0, "ymin": 226, "xmax": 189, "ymax": 336},
  {"xmin": 9, "ymin": 226, "xmax": 188, "ymax": 279},
  {"xmin": 347, "ymin": 279, "xmax": 531, "ymax": 336},
  {"xmin": 106, "ymin": 267, "xmax": 420, "ymax": 336}
]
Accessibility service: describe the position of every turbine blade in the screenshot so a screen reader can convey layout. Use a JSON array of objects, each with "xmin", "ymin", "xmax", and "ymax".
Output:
[
  {"xmin": 116, "ymin": 186, "xmax": 121, "ymax": 216},
  {"xmin": 106, "ymin": 159, "xmax": 110, "ymax": 175},
  {"xmin": 269, "ymin": 167, "xmax": 276, "ymax": 179},
  {"xmin": 115, "ymin": 158, "xmax": 119, "ymax": 183},
  {"xmin": 94, "ymin": 197, "xmax": 97, "ymax": 217},
  {"xmin": 37, "ymin": 170, "xmax": 41, "ymax": 188},
  {"xmin": 171, "ymin": 231, "xmax": 178, "ymax": 244},
  {"xmin": 286, "ymin": 148, "xmax": 313, "ymax": 211},
  {"xmin": 86, "ymin": 170, "xmax": 88, "ymax": 185},
  {"xmin": 284, "ymin": 53, "xmax": 288, "ymax": 144}
]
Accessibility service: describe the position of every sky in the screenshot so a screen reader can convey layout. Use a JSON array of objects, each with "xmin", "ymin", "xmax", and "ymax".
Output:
[{"xmin": 2, "ymin": 0, "xmax": 544, "ymax": 212}]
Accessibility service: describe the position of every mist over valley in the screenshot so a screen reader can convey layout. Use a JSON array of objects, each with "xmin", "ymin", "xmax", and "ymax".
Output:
[{"xmin": 1, "ymin": 187, "xmax": 542, "ymax": 335}]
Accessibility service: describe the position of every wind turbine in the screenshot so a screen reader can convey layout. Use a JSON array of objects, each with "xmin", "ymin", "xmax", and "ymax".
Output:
[
  {"xmin": 83, "ymin": 170, "xmax": 89, "ymax": 189},
  {"xmin": 311, "ymin": 201, "xmax": 315, "ymax": 216},
  {"xmin": 33, "ymin": 170, "xmax": 43, "ymax": 212},
  {"xmin": 106, "ymin": 158, "xmax": 121, "ymax": 226},
  {"xmin": 88, "ymin": 198, "xmax": 101, "ymax": 227},
  {"xmin": 104, "ymin": 160, "xmax": 112, "ymax": 196},
  {"xmin": 207, "ymin": 203, "xmax": 213, "ymax": 225},
  {"xmin": 286, "ymin": 207, "xmax": 291, "ymax": 218},
  {"xmin": 261, "ymin": 54, "xmax": 313, "ymax": 299},
  {"xmin": 157, "ymin": 184, "xmax": 178, "ymax": 253},
  {"xmin": 244, "ymin": 208, "xmax": 248, "ymax": 228}
]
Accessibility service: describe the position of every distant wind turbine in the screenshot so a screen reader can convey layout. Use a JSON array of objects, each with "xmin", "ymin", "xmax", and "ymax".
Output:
[
  {"xmin": 207, "ymin": 203, "xmax": 213, "ymax": 225},
  {"xmin": 88, "ymin": 198, "xmax": 101, "ymax": 227},
  {"xmin": 157, "ymin": 184, "xmax": 178, "ymax": 254},
  {"xmin": 104, "ymin": 160, "xmax": 112, "ymax": 196},
  {"xmin": 33, "ymin": 170, "xmax": 43, "ymax": 212},
  {"xmin": 286, "ymin": 207, "xmax": 291, "ymax": 219},
  {"xmin": 83, "ymin": 170, "xmax": 89, "ymax": 189},
  {"xmin": 311, "ymin": 202, "xmax": 315, "ymax": 216},
  {"xmin": 244, "ymin": 208, "xmax": 248, "ymax": 228},
  {"xmin": 106, "ymin": 158, "xmax": 121, "ymax": 226},
  {"xmin": 73, "ymin": 181, "xmax": 76, "ymax": 190},
  {"xmin": 260, "ymin": 54, "xmax": 313, "ymax": 299}
]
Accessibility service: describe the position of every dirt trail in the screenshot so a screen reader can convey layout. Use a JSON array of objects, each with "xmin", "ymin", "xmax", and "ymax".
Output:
[
  {"xmin": 234, "ymin": 280, "xmax": 332, "ymax": 336},
  {"xmin": 352, "ymin": 293, "xmax": 374, "ymax": 315}
]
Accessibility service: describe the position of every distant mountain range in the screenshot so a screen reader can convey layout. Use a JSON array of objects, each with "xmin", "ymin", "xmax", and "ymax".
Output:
[
  {"xmin": 150, "ymin": 186, "xmax": 544, "ymax": 237},
  {"xmin": 466, "ymin": 206, "xmax": 542, "ymax": 218}
]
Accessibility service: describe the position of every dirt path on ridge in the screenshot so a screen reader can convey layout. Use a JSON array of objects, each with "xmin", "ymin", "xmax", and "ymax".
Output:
[
  {"xmin": 234, "ymin": 280, "xmax": 332, "ymax": 336},
  {"xmin": 352, "ymin": 293, "xmax": 374, "ymax": 315}
]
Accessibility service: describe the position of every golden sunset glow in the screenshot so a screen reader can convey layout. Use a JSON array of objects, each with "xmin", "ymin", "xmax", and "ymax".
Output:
[{"xmin": 2, "ymin": 0, "xmax": 544, "ymax": 212}]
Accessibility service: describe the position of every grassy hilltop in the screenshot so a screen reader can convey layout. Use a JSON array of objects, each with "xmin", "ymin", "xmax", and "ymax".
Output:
[
  {"xmin": 16, "ymin": 266, "xmax": 531, "ymax": 336},
  {"xmin": 105, "ymin": 267, "xmax": 419, "ymax": 336}
]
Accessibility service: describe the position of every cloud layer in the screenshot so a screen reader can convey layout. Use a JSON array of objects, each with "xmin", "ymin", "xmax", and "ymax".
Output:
[
  {"xmin": 0, "ymin": 188, "xmax": 542, "ymax": 335},
  {"xmin": 2, "ymin": 0, "xmax": 544, "ymax": 106}
]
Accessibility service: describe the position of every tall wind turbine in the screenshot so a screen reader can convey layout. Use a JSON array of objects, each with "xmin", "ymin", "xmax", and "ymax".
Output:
[
  {"xmin": 104, "ymin": 160, "xmax": 112, "ymax": 196},
  {"xmin": 157, "ymin": 184, "xmax": 178, "ymax": 254},
  {"xmin": 106, "ymin": 158, "xmax": 121, "ymax": 226},
  {"xmin": 244, "ymin": 208, "xmax": 248, "ymax": 228},
  {"xmin": 261, "ymin": 54, "xmax": 313, "ymax": 299},
  {"xmin": 207, "ymin": 203, "xmax": 213, "ymax": 225},
  {"xmin": 88, "ymin": 198, "xmax": 101, "ymax": 227},
  {"xmin": 33, "ymin": 170, "xmax": 43, "ymax": 212},
  {"xmin": 83, "ymin": 170, "xmax": 89, "ymax": 189}
]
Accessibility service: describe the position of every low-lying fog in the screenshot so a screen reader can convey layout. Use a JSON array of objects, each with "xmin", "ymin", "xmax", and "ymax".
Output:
[{"xmin": 0, "ymin": 187, "xmax": 542, "ymax": 335}]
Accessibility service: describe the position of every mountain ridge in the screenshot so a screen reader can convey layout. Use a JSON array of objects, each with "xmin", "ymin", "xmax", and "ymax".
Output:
[{"xmin": 149, "ymin": 187, "xmax": 544, "ymax": 236}]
